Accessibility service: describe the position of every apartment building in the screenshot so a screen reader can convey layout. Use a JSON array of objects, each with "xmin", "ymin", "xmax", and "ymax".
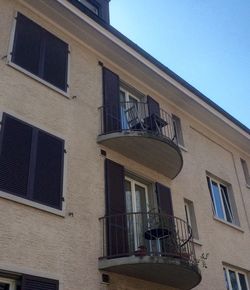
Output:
[{"xmin": 0, "ymin": 0, "xmax": 249, "ymax": 289}]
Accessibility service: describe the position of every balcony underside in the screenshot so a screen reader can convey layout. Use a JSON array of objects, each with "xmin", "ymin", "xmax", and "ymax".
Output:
[
  {"xmin": 99, "ymin": 255, "xmax": 201, "ymax": 290},
  {"xmin": 97, "ymin": 131, "xmax": 183, "ymax": 179}
]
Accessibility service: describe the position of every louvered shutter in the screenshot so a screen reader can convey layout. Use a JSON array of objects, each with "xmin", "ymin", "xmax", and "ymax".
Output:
[
  {"xmin": 105, "ymin": 159, "xmax": 128, "ymax": 257},
  {"xmin": 43, "ymin": 31, "xmax": 68, "ymax": 91},
  {"xmin": 156, "ymin": 182, "xmax": 174, "ymax": 216},
  {"xmin": 147, "ymin": 95, "xmax": 160, "ymax": 117},
  {"xmin": 102, "ymin": 67, "xmax": 121, "ymax": 133},
  {"xmin": 0, "ymin": 114, "xmax": 32, "ymax": 197},
  {"xmin": 33, "ymin": 131, "xmax": 64, "ymax": 209},
  {"xmin": 21, "ymin": 275, "xmax": 59, "ymax": 290},
  {"xmin": 12, "ymin": 13, "xmax": 42, "ymax": 76},
  {"xmin": 156, "ymin": 183, "xmax": 178, "ymax": 254}
]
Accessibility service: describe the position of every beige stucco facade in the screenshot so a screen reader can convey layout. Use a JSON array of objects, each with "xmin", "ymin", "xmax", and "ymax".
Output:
[{"xmin": 0, "ymin": 0, "xmax": 249, "ymax": 289}]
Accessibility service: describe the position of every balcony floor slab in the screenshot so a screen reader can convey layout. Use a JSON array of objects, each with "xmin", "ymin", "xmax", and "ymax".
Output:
[
  {"xmin": 99, "ymin": 255, "xmax": 201, "ymax": 290},
  {"xmin": 97, "ymin": 131, "xmax": 183, "ymax": 179}
]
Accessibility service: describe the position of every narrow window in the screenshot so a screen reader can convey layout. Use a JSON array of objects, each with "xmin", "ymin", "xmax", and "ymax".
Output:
[
  {"xmin": 0, "ymin": 113, "xmax": 64, "ymax": 210},
  {"xmin": 223, "ymin": 267, "xmax": 249, "ymax": 290},
  {"xmin": 172, "ymin": 114, "xmax": 184, "ymax": 146},
  {"xmin": 77, "ymin": 0, "xmax": 99, "ymax": 14},
  {"xmin": 11, "ymin": 13, "xmax": 69, "ymax": 91},
  {"xmin": 241, "ymin": 158, "xmax": 250, "ymax": 186},
  {"xmin": 207, "ymin": 176, "xmax": 236, "ymax": 224},
  {"xmin": 184, "ymin": 199, "xmax": 199, "ymax": 240}
]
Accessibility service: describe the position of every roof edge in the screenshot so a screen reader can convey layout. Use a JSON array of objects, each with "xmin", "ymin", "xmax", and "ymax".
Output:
[{"xmin": 68, "ymin": 2, "xmax": 250, "ymax": 135}]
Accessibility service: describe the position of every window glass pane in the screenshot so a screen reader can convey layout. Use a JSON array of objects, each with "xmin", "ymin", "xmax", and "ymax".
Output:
[
  {"xmin": 221, "ymin": 185, "xmax": 233, "ymax": 223},
  {"xmin": 43, "ymin": 32, "xmax": 68, "ymax": 91},
  {"xmin": 134, "ymin": 184, "xmax": 147, "ymax": 247},
  {"xmin": 172, "ymin": 115, "xmax": 184, "ymax": 146},
  {"xmin": 184, "ymin": 203, "xmax": 191, "ymax": 227},
  {"xmin": 224, "ymin": 268, "xmax": 230, "ymax": 290},
  {"xmin": 239, "ymin": 273, "xmax": 248, "ymax": 290},
  {"xmin": 229, "ymin": 270, "xmax": 239, "ymax": 290},
  {"xmin": 120, "ymin": 91, "xmax": 128, "ymax": 129},
  {"xmin": 241, "ymin": 159, "xmax": 250, "ymax": 185},
  {"xmin": 211, "ymin": 181, "xmax": 224, "ymax": 219},
  {"xmin": 125, "ymin": 180, "xmax": 134, "ymax": 251},
  {"xmin": 125, "ymin": 180, "xmax": 133, "ymax": 213},
  {"xmin": 135, "ymin": 184, "xmax": 147, "ymax": 212},
  {"xmin": 12, "ymin": 13, "xmax": 42, "ymax": 75},
  {"xmin": 0, "ymin": 283, "xmax": 9, "ymax": 290}
]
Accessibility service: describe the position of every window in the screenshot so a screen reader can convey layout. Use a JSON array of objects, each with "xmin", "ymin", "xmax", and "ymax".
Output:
[
  {"xmin": 77, "ymin": 0, "xmax": 99, "ymax": 14},
  {"xmin": 172, "ymin": 114, "xmax": 184, "ymax": 146},
  {"xmin": 207, "ymin": 176, "xmax": 237, "ymax": 224},
  {"xmin": 119, "ymin": 87, "xmax": 145, "ymax": 130},
  {"xmin": 0, "ymin": 113, "xmax": 64, "ymax": 210},
  {"xmin": 0, "ymin": 278, "xmax": 16, "ymax": 290},
  {"xmin": 241, "ymin": 159, "xmax": 250, "ymax": 186},
  {"xmin": 11, "ymin": 13, "xmax": 69, "ymax": 92},
  {"xmin": 184, "ymin": 199, "xmax": 199, "ymax": 240},
  {"xmin": 224, "ymin": 267, "xmax": 249, "ymax": 290},
  {"xmin": 0, "ymin": 274, "xmax": 58, "ymax": 290}
]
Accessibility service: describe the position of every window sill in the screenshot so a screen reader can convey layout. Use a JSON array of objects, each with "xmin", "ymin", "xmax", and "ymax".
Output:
[
  {"xmin": 192, "ymin": 239, "xmax": 202, "ymax": 246},
  {"xmin": 213, "ymin": 216, "xmax": 244, "ymax": 233},
  {"xmin": 178, "ymin": 144, "xmax": 188, "ymax": 152},
  {"xmin": 0, "ymin": 190, "xmax": 65, "ymax": 217},
  {"xmin": 6, "ymin": 60, "xmax": 70, "ymax": 99}
]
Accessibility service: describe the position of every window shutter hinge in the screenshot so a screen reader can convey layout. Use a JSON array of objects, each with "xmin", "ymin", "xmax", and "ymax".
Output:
[
  {"xmin": 98, "ymin": 61, "xmax": 103, "ymax": 67},
  {"xmin": 64, "ymin": 149, "xmax": 67, "ymax": 153},
  {"xmin": 62, "ymin": 197, "xmax": 65, "ymax": 202}
]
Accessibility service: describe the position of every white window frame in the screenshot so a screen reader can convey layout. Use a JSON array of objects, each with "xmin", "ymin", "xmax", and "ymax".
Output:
[
  {"xmin": 184, "ymin": 199, "xmax": 199, "ymax": 240},
  {"xmin": 125, "ymin": 176, "xmax": 150, "ymax": 213},
  {"xmin": 0, "ymin": 277, "xmax": 16, "ymax": 290},
  {"xmin": 125, "ymin": 176, "xmax": 150, "ymax": 250},
  {"xmin": 241, "ymin": 158, "xmax": 250, "ymax": 186},
  {"xmin": 223, "ymin": 266, "xmax": 249, "ymax": 290},
  {"xmin": 7, "ymin": 11, "xmax": 70, "ymax": 98},
  {"xmin": 184, "ymin": 201, "xmax": 192, "ymax": 227},
  {"xmin": 120, "ymin": 87, "xmax": 141, "ymax": 104},
  {"xmin": 207, "ymin": 176, "xmax": 234, "ymax": 224},
  {"xmin": 172, "ymin": 114, "xmax": 184, "ymax": 146}
]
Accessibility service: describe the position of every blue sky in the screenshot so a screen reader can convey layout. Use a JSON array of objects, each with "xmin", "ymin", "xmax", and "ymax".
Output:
[{"xmin": 110, "ymin": 0, "xmax": 250, "ymax": 129}]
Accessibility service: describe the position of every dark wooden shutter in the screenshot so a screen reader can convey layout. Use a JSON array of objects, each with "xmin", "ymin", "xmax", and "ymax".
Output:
[
  {"xmin": 12, "ymin": 13, "xmax": 42, "ymax": 76},
  {"xmin": 156, "ymin": 183, "xmax": 177, "ymax": 254},
  {"xmin": 156, "ymin": 182, "xmax": 174, "ymax": 216},
  {"xmin": 147, "ymin": 95, "xmax": 160, "ymax": 117},
  {"xmin": 0, "ymin": 114, "xmax": 32, "ymax": 197},
  {"xmin": 102, "ymin": 67, "xmax": 121, "ymax": 133},
  {"xmin": 32, "ymin": 131, "xmax": 64, "ymax": 209},
  {"xmin": 43, "ymin": 31, "xmax": 68, "ymax": 91},
  {"xmin": 21, "ymin": 274, "xmax": 59, "ymax": 290},
  {"xmin": 105, "ymin": 159, "xmax": 128, "ymax": 257}
]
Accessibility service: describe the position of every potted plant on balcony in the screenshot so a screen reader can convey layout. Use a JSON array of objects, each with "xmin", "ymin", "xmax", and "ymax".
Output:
[{"xmin": 134, "ymin": 245, "xmax": 147, "ymax": 257}]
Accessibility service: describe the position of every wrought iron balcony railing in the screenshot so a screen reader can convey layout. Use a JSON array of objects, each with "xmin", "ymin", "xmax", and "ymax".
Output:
[
  {"xmin": 99, "ymin": 212, "xmax": 197, "ymax": 264},
  {"xmin": 99, "ymin": 102, "xmax": 178, "ymax": 144}
]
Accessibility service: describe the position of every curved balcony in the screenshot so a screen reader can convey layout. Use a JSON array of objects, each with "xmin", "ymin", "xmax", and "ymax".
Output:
[
  {"xmin": 99, "ymin": 212, "xmax": 201, "ymax": 289},
  {"xmin": 97, "ymin": 102, "xmax": 183, "ymax": 179}
]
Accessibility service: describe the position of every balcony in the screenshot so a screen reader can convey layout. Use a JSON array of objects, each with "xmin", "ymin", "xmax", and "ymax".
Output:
[
  {"xmin": 99, "ymin": 212, "xmax": 201, "ymax": 289},
  {"xmin": 97, "ymin": 102, "xmax": 183, "ymax": 179}
]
